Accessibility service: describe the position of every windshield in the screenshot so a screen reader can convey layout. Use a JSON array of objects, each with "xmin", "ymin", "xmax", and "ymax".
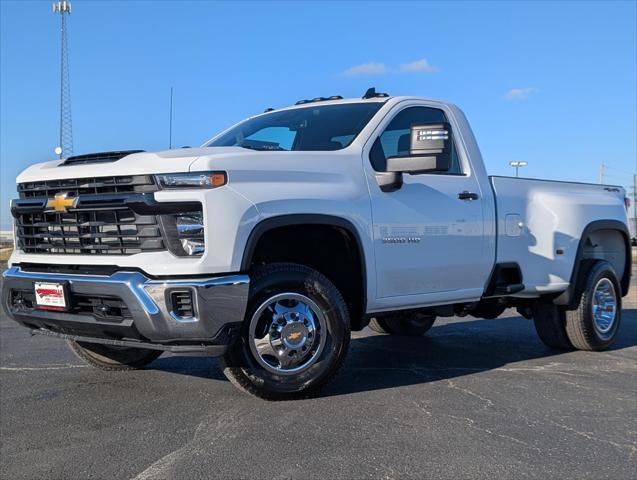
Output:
[{"xmin": 206, "ymin": 102, "xmax": 383, "ymax": 151}]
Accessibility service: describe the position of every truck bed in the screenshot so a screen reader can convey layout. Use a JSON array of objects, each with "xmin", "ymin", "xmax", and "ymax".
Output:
[{"xmin": 489, "ymin": 176, "xmax": 628, "ymax": 296}]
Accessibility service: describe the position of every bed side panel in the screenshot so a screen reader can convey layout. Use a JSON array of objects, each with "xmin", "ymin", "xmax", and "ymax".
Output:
[{"xmin": 489, "ymin": 177, "xmax": 627, "ymax": 295}]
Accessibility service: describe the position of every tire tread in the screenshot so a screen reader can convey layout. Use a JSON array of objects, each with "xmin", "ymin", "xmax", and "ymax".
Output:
[
  {"xmin": 368, "ymin": 317, "xmax": 390, "ymax": 334},
  {"xmin": 67, "ymin": 340, "xmax": 161, "ymax": 371},
  {"xmin": 219, "ymin": 262, "xmax": 350, "ymax": 400},
  {"xmin": 564, "ymin": 261, "xmax": 621, "ymax": 351},
  {"xmin": 531, "ymin": 303, "xmax": 573, "ymax": 350}
]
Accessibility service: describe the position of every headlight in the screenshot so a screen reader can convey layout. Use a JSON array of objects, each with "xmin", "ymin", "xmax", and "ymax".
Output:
[{"xmin": 156, "ymin": 171, "xmax": 226, "ymax": 189}]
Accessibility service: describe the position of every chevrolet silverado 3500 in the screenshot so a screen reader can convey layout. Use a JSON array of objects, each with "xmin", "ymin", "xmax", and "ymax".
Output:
[{"xmin": 3, "ymin": 89, "xmax": 632, "ymax": 399}]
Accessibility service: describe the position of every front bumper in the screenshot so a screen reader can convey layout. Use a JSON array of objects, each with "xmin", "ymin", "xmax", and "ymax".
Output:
[{"xmin": 1, "ymin": 266, "xmax": 249, "ymax": 356}]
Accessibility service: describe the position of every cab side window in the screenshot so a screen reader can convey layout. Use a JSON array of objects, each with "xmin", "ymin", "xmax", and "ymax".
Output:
[{"xmin": 370, "ymin": 106, "xmax": 462, "ymax": 174}]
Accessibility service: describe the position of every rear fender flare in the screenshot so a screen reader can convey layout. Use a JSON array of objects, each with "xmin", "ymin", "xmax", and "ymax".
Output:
[{"xmin": 554, "ymin": 220, "xmax": 631, "ymax": 307}]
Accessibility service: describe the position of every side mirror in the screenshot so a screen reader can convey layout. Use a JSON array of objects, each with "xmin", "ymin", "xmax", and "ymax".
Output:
[
  {"xmin": 375, "ymin": 171, "xmax": 403, "ymax": 192},
  {"xmin": 386, "ymin": 122, "xmax": 451, "ymax": 174}
]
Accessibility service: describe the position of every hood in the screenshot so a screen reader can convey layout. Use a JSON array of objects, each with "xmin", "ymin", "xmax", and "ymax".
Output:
[{"xmin": 15, "ymin": 147, "xmax": 247, "ymax": 183}]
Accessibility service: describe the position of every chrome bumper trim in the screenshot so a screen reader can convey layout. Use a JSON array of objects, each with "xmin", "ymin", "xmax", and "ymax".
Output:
[
  {"xmin": 2, "ymin": 266, "xmax": 248, "ymax": 316},
  {"xmin": 2, "ymin": 266, "xmax": 250, "ymax": 347}
]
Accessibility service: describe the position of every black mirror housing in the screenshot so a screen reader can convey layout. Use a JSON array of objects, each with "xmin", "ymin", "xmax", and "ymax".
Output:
[
  {"xmin": 410, "ymin": 122, "xmax": 451, "ymax": 157},
  {"xmin": 385, "ymin": 122, "xmax": 452, "ymax": 174},
  {"xmin": 375, "ymin": 171, "xmax": 403, "ymax": 192},
  {"xmin": 386, "ymin": 154, "xmax": 450, "ymax": 174}
]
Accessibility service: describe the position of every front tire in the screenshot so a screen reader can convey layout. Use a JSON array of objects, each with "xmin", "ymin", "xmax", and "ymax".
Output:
[
  {"xmin": 67, "ymin": 341, "xmax": 162, "ymax": 370},
  {"xmin": 368, "ymin": 312, "xmax": 435, "ymax": 336},
  {"xmin": 565, "ymin": 261, "xmax": 622, "ymax": 351},
  {"xmin": 219, "ymin": 263, "xmax": 350, "ymax": 400}
]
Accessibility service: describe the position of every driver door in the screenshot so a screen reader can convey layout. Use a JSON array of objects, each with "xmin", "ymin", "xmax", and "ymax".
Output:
[{"xmin": 367, "ymin": 106, "xmax": 490, "ymax": 307}]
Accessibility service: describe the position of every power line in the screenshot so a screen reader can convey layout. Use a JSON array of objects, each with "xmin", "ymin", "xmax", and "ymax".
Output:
[
  {"xmin": 604, "ymin": 164, "xmax": 634, "ymax": 175},
  {"xmin": 602, "ymin": 172, "xmax": 631, "ymax": 180},
  {"xmin": 598, "ymin": 162, "xmax": 635, "ymax": 184}
]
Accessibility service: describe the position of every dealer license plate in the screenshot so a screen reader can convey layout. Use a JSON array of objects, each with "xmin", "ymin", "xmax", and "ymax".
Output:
[{"xmin": 34, "ymin": 282, "xmax": 67, "ymax": 310}]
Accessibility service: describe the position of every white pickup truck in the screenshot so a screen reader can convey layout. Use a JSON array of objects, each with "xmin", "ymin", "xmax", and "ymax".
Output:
[{"xmin": 3, "ymin": 89, "xmax": 632, "ymax": 399}]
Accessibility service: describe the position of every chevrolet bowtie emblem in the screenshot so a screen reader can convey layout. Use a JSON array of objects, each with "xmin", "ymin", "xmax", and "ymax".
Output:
[
  {"xmin": 46, "ymin": 192, "xmax": 78, "ymax": 213},
  {"xmin": 287, "ymin": 331, "xmax": 302, "ymax": 341}
]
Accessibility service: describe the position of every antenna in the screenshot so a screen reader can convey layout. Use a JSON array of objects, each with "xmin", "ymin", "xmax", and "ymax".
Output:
[
  {"xmin": 362, "ymin": 87, "xmax": 389, "ymax": 99},
  {"xmin": 53, "ymin": 1, "xmax": 73, "ymax": 159}
]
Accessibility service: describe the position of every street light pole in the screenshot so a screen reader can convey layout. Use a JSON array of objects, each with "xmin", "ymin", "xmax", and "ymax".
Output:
[
  {"xmin": 509, "ymin": 161, "xmax": 528, "ymax": 178},
  {"xmin": 169, "ymin": 87, "xmax": 173, "ymax": 149},
  {"xmin": 598, "ymin": 163, "xmax": 605, "ymax": 184},
  {"xmin": 633, "ymin": 173, "xmax": 637, "ymax": 228}
]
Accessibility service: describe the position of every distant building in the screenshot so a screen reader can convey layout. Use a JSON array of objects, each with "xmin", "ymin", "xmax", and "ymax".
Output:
[{"xmin": 0, "ymin": 230, "xmax": 14, "ymax": 245}]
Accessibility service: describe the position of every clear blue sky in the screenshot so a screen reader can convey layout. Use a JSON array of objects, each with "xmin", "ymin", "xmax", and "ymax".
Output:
[{"xmin": 1, "ymin": 1, "xmax": 636, "ymax": 229}]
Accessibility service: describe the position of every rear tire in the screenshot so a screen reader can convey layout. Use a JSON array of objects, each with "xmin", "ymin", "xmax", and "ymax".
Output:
[
  {"xmin": 565, "ymin": 260, "xmax": 622, "ymax": 351},
  {"xmin": 219, "ymin": 263, "xmax": 350, "ymax": 400},
  {"xmin": 369, "ymin": 312, "xmax": 436, "ymax": 336},
  {"xmin": 67, "ymin": 341, "xmax": 162, "ymax": 370},
  {"xmin": 531, "ymin": 302, "xmax": 573, "ymax": 350},
  {"xmin": 368, "ymin": 317, "xmax": 391, "ymax": 334}
]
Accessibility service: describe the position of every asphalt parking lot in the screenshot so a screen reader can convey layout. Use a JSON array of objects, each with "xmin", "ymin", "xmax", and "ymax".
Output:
[{"xmin": 1, "ymin": 264, "xmax": 635, "ymax": 480}]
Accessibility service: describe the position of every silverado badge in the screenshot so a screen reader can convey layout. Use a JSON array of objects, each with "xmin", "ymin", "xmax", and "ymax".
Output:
[{"xmin": 46, "ymin": 192, "xmax": 78, "ymax": 213}]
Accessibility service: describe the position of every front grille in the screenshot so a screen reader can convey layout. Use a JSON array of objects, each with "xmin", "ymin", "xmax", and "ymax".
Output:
[
  {"xmin": 16, "ymin": 209, "xmax": 164, "ymax": 255},
  {"xmin": 74, "ymin": 294, "xmax": 132, "ymax": 321},
  {"xmin": 15, "ymin": 175, "xmax": 166, "ymax": 256},
  {"xmin": 10, "ymin": 289, "xmax": 131, "ymax": 322},
  {"xmin": 18, "ymin": 263, "xmax": 125, "ymax": 276},
  {"xmin": 18, "ymin": 175, "xmax": 156, "ymax": 198}
]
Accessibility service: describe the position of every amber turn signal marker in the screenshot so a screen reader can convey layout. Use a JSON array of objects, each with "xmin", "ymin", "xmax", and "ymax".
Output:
[{"xmin": 209, "ymin": 172, "xmax": 227, "ymax": 187}]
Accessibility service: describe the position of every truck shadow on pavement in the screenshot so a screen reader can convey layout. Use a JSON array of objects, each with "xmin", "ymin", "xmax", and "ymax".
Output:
[{"xmin": 148, "ymin": 309, "xmax": 637, "ymax": 397}]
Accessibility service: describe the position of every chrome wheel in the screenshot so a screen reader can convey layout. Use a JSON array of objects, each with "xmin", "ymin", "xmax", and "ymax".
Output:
[
  {"xmin": 591, "ymin": 278, "xmax": 617, "ymax": 338},
  {"xmin": 248, "ymin": 292, "xmax": 327, "ymax": 376}
]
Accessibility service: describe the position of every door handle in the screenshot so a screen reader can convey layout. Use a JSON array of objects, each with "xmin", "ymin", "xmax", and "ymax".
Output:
[{"xmin": 458, "ymin": 191, "xmax": 479, "ymax": 201}]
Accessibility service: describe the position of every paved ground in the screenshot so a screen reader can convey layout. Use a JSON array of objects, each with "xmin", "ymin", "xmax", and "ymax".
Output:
[{"xmin": 0, "ymin": 264, "xmax": 635, "ymax": 480}]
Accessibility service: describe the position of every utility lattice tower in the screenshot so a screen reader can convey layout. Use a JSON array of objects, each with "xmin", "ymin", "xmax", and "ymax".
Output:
[{"xmin": 53, "ymin": 1, "xmax": 73, "ymax": 158}]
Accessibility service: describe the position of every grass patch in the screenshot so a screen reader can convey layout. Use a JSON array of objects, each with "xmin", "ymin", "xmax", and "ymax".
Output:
[{"xmin": 0, "ymin": 248, "xmax": 13, "ymax": 262}]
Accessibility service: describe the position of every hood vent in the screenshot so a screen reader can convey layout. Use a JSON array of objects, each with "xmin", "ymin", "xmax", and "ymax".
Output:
[{"xmin": 60, "ymin": 150, "xmax": 144, "ymax": 166}]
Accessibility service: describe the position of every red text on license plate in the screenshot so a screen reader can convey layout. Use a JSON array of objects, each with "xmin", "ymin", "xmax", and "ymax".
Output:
[{"xmin": 34, "ymin": 282, "xmax": 66, "ymax": 310}]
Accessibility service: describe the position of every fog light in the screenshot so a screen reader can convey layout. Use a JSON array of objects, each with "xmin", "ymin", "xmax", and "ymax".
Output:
[
  {"xmin": 180, "ymin": 239, "xmax": 205, "ymax": 256},
  {"xmin": 175, "ymin": 213, "xmax": 203, "ymax": 235},
  {"xmin": 173, "ymin": 211, "xmax": 204, "ymax": 256}
]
